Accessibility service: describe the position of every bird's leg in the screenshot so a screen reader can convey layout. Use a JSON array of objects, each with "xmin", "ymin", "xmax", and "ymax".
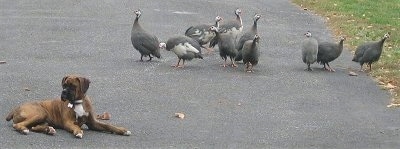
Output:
[
  {"xmin": 172, "ymin": 59, "xmax": 181, "ymax": 67},
  {"xmin": 205, "ymin": 47, "xmax": 214, "ymax": 54},
  {"xmin": 230, "ymin": 57, "xmax": 238, "ymax": 67},
  {"xmin": 306, "ymin": 63, "xmax": 312, "ymax": 71},
  {"xmin": 180, "ymin": 60, "xmax": 186, "ymax": 68},
  {"xmin": 326, "ymin": 63, "xmax": 335, "ymax": 72},
  {"xmin": 140, "ymin": 55, "xmax": 144, "ymax": 62},
  {"xmin": 359, "ymin": 64, "xmax": 364, "ymax": 72},
  {"xmin": 250, "ymin": 63, "xmax": 254, "ymax": 72},
  {"xmin": 368, "ymin": 63, "xmax": 372, "ymax": 71},
  {"xmin": 147, "ymin": 55, "xmax": 153, "ymax": 61},
  {"xmin": 221, "ymin": 58, "xmax": 227, "ymax": 67},
  {"xmin": 202, "ymin": 45, "xmax": 213, "ymax": 54},
  {"xmin": 322, "ymin": 63, "xmax": 327, "ymax": 70},
  {"xmin": 246, "ymin": 63, "xmax": 253, "ymax": 73}
]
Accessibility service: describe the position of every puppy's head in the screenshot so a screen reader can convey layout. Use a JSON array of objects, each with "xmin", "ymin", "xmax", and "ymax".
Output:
[{"xmin": 61, "ymin": 75, "xmax": 90, "ymax": 103}]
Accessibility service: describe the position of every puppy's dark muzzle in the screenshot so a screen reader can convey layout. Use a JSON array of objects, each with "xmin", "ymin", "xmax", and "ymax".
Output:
[{"xmin": 61, "ymin": 88, "xmax": 73, "ymax": 102}]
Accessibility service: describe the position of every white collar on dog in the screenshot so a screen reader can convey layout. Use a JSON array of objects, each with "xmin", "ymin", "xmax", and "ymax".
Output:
[{"xmin": 67, "ymin": 100, "xmax": 83, "ymax": 108}]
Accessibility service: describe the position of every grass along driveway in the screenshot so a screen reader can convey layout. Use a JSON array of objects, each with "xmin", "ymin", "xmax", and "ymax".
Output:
[{"xmin": 292, "ymin": 0, "xmax": 400, "ymax": 105}]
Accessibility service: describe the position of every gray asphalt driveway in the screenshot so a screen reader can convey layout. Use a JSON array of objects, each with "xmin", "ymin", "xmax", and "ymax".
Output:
[{"xmin": 1, "ymin": 0, "xmax": 400, "ymax": 148}]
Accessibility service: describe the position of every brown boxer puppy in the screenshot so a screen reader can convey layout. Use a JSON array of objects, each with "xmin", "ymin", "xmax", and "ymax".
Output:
[{"xmin": 5, "ymin": 75, "xmax": 131, "ymax": 138}]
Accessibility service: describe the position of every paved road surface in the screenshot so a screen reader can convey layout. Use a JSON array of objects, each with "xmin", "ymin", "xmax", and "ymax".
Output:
[{"xmin": 1, "ymin": 0, "xmax": 400, "ymax": 148}]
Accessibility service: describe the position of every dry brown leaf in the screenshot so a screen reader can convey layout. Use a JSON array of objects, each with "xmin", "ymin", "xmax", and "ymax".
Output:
[
  {"xmin": 387, "ymin": 98, "xmax": 400, "ymax": 108},
  {"xmin": 96, "ymin": 112, "xmax": 111, "ymax": 120},
  {"xmin": 0, "ymin": 61, "xmax": 6, "ymax": 64},
  {"xmin": 175, "ymin": 113, "xmax": 185, "ymax": 119},
  {"xmin": 24, "ymin": 88, "xmax": 31, "ymax": 91},
  {"xmin": 386, "ymin": 83, "xmax": 397, "ymax": 89}
]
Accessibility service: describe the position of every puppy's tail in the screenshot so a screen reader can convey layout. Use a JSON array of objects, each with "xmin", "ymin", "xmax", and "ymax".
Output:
[{"xmin": 6, "ymin": 109, "xmax": 14, "ymax": 121}]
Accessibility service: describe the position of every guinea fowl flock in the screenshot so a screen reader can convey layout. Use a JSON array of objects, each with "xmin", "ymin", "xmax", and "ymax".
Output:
[{"xmin": 130, "ymin": 8, "xmax": 391, "ymax": 73}]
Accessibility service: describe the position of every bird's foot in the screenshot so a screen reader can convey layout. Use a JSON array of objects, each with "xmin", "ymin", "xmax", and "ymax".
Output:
[
  {"xmin": 231, "ymin": 64, "xmax": 238, "ymax": 67},
  {"xmin": 246, "ymin": 69, "xmax": 254, "ymax": 73},
  {"xmin": 220, "ymin": 64, "xmax": 227, "ymax": 67},
  {"xmin": 305, "ymin": 68, "xmax": 313, "ymax": 71},
  {"xmin": 171, "ymin": 65, "xmax": 183, "ymax": 68}
]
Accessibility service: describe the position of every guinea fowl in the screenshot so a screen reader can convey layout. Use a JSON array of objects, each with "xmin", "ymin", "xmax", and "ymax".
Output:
[
  {"xmin": 162, "ymin": 35, "xmax": 203, "ymax": 68},
  {"xmin": 209, "ymin": 8, "xmax": 243, "ymax": 48},
  {"xmin": 352, "ymin": 32, "xmax": 390, "ymax": 71},
  {"xmin": 317, "ymin": 36, "xmax": 346, "ymax": 72},
  {"xmin": 209, "ymin": 26, "xmax": 238, "ymax": 67},
  {"xmin": 184, "ymin": 16, "xmax": 223, "ymax": 53},
  {"xmin": 301, "ymin": 31, "xmax": 318, "ymax": 71},
  {"xmin": 131, "ymin": 9, "xmax": 162, "ymax": 61},
  {"xmin": 235, "ymin": 13, "xmax": 261, "ymax": 62},
  {"xmin": 242, "ymin": 35, "xmax": 260, "ymax": 72}
]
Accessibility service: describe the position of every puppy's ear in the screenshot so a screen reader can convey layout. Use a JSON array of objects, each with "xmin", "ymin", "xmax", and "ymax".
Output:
[
  {"xmin": 62, "ymin": 76, "xmax": 69, "ymax": 86},
  {"xmin": 78, "ymin": 77, "xmax": 91, "ymax": 94}
]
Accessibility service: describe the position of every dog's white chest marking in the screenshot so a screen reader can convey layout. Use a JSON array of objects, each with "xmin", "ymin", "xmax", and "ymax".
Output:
[
  {"xmin": 67, "ymin": 100, "xmax": 88, "ymax": 117},
  {"xmin": 74, "ymin": 104, "xmax": 86, "ymax": 117}
]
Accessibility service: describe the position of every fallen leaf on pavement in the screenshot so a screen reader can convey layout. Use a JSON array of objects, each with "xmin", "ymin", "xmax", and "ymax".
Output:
[
  {"xmin": 348, "ymin": 71, "xmax": 358, "ymax": 76},
  {"xmin": 175, "ymin": 112, "xmax": 185, "ymax": 119},
  {"xmin": 96, "ymin": 112, "xmax": 111, "ymax": 120}
]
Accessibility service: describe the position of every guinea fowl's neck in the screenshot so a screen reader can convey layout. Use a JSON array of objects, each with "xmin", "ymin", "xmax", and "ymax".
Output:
[
  {"xmin": 133, "ymin": 17, "xmax": 142, "ymax": 30},
  {"xmin": 236, "ymin": 15, "xmax": 242, "ymax": 26},
  {"xmin": 134, "ymin": 17, "xmax": 140, "ymax": 26},
  {"xmin": 215, "ymin": 20, "xmax": 220, "ymax": 28},
  {"xmin": 213, "ymin": 30, "xmax": 220, "ymax": 40},
  {"xmin": 338, "ymin": 39, "xmax": 344, "ymax": 51},
  {"xmin": 377, "ymin": 37, "xmax": 387, "ymax": 51},
  {"xmin": 380, "ymin": 37, "xmax": 387, "ymax": 45},
  {"xmin": 252, "ymin": 20, "xmax": 258, "ymax": 33},
  {"xmin": 251, "ymin": 39, "xmax": 258, "ymax": 49}
]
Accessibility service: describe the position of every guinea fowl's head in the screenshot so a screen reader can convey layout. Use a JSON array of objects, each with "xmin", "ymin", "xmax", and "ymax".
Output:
[
  {"xmin": 254, "ymin": 34, "xmax": 260, "ymax": 42},
  {"xmin": 304, "ymin": 31, "xmax": 312, "ymax": 38},
  {"xmin": 215, "ymin": 16, "xmax": 223, "ymax": 22},
  {"xmin": 383, "ymin": 32, "xmax": 390, "ymax": 39},
  {"xmin": 235, "ymin": 8, "xmax": 242, "ymax": 16},
  {"xmin": 340, "ymin": 36, "xmax": 346, "ymax": 41},
  {"xmin": 134, "ymin": 9, "xmax": 142, "ymax": 18},
  {"xmin": 209, "ymin": 26, "xmax": 219, "ymax": 33},
  {"xmin": 253, "ymin": 14, "xmax": 261, "ymax": 21}
]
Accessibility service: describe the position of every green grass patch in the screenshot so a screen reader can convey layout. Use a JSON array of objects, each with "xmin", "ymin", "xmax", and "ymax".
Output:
[{"xmin": 293, "ymin": 0, "xmax": 400, "ymax": 99}]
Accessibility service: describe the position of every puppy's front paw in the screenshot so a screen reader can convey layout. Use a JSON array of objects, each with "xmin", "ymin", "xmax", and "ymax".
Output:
[
  {"xmin": 75, "ymin": 133, "xmax": 83, "ymax": 139},
  {"xmin": 22, "ymin": 129, "xmax": 29, "ymax": 135},
  {"xmin": 47, "ymin": 127, "xmax": 56, "ymax": 135},
  {"xmin": 123, "ymin": 130, "xmax": 132, "ymax": 136},
  {"xmin": 74, "ymin": 130, "xmax": 83, "ymax": 139}
]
